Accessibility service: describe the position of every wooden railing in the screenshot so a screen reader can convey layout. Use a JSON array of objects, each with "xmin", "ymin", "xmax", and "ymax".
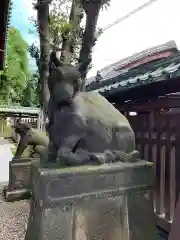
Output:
[
  {"xmin": 21, "ymin": 117, "xmax": 38, "ymax": 129},
  {"xmin": 0, "ymin": 117, "xmax": 39, "ymax": 136},
  {"xmin": 126, "ymin": 109, "xmax": 180, "ymax": 233}
]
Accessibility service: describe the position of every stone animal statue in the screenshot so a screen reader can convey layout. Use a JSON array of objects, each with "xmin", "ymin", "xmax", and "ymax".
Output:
[
  {"xmin": 46, "ymin": 55, "xmax": 138, "ymax": 166},
  {"xmin": 11, "ymin": 125, "xmax": 20, "ymax": 143},
  {"xmin": 12, "ymin": 122, "xmax": 49, "ymax": 160}
]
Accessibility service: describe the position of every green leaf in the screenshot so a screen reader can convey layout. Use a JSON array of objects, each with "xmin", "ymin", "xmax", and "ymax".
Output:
[{"xmin": 1, "ymin": 27, "xmax": 30, "ymax": 105}]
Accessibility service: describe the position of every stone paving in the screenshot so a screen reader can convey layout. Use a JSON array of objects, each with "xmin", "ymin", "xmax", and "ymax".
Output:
[
  {"xmin": 0, "ymin": 139, "xmax": 29, "ymax": 240},
  {"xmin": 0, "ymin": 138, "xmax": 15, "ymax": 182}
]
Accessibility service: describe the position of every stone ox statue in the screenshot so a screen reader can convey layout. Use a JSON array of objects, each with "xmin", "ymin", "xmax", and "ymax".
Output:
[{"xmin": 46, "ymin": 58, "xmax": 138, "ymax": 166}]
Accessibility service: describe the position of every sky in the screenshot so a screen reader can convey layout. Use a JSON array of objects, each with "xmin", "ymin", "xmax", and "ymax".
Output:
[
  {"xmin": 11, "ymin": 0, "xmax": 38, "ymax": 70},
  {"xmin": 11, "ymin": 0, "xmax": 37, "ymax": 44},
  {"xmin": 11, "ymin": 0, "xmax": 180, "ymax": 76}
]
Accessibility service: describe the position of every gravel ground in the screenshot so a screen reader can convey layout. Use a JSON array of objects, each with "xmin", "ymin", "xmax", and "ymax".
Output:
[
  {"xmin": 0, "ymin": 184, "xmax": 29, "ymax": 240},
  {"xmin": 0, "ymin": 139, "xmax": 29, "ymax": 240}
]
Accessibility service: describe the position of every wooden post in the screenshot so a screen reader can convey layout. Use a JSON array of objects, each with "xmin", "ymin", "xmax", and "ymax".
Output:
[
  {"xmin": 37, "ymin": 112, "xmax": 41, "ymax": 131},
  {"xmin": 169, "ymin": 194, "xmax": 180, "ymax": 240}
]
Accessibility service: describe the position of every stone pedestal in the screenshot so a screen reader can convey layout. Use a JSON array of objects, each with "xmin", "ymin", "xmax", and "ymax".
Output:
[
  {"xmin": 25, "ymin": 160, "xmax": 157, "ymax": 240},
  {"xmin": 4, "ymin": 158, "xmax": 39, "ymax": 201}
]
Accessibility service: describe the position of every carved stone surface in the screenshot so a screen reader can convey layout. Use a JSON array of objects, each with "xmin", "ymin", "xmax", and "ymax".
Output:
[{"xmin": 25, "ymin": 160, "xmax": 157, "ymax": 240}]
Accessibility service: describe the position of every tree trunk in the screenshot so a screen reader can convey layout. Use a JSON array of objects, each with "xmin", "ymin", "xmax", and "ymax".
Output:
[
  {"xmin": 78, "ymin": 2, "xmax": 102, "ymax": 90},
  {"xmin": 60, "ymin": 0, "xmax": 102, "ymax": 91},
  {"xmin": 37, "ymin": 0, "xmax": 50, "ymax": 115},
  {"xmin": 60, "ymin": 0, "xmax": 84, "ymax": 64}
]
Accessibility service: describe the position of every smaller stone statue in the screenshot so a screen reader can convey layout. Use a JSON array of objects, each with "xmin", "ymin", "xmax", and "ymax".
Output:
[{"xmin": 12, "ymin": 122, "xmax": 49, "ymax": 160}]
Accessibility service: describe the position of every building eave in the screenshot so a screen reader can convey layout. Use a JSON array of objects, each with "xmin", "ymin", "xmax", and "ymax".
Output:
[
  {"xmin": 0, "ymin": 0, "xmax": 12, "ymax": 70},
  {"xmin": 0, "ymin": 105, "xmax": 41, "ymax": 115},
  {"xmin": 87, "ymin": 52, "xmax": 180, "ymax": 96}
]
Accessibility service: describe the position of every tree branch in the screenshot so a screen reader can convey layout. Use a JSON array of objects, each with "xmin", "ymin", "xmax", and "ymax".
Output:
[
  {"xmin": 60, "ymin": 0, "xmax": 84, "ymax": 64},
  {"xmin": 34, "ymin": 0, "xmax": 53, "ymax": 9},
  {"xmin": 37, "ymin": 0, "xmax": 51, "ymax": 113},
  {"xmin": 78, "ymin": 1, "xmax": 102, "ymax": 89}
]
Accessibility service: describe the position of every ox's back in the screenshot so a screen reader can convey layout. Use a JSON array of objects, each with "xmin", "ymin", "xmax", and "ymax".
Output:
[{"xmin": 76, "ymin": 91, "xmax": 130, "ymax": 126}]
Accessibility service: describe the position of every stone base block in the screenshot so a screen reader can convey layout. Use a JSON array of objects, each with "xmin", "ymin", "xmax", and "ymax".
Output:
[
  {"xmin": 25, "ymin": 160, "xmax": 157, "ymax": 240},
  {"xmin": 3, "ymin": 186, "xmax": 31, "ymax": 202},
  {"xmin": 4, "ymin": 158, "xmax": 39, "ymax": 202}
]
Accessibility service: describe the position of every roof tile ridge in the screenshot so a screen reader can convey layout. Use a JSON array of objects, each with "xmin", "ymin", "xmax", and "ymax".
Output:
[{"xmin": 98, "ymin": 40, "xmax": 178, "ymax": 74}]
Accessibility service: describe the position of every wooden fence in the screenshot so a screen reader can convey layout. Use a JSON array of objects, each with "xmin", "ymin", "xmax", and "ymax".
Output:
[
  {"xmin": 20, "ymin": 117, "xmax": 38, "ymax": 129},
  {"xmin": 126, "ymin": 109, "xmax": 180, "ymax": 232},
  {"xmin": 0, "ymin": 116, "xmax": 39, "ymax": 137}
]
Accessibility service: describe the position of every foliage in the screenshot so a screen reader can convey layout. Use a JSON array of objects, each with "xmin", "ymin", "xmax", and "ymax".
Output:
[
  {"xmin": 29, "ymin": 0, "xmax": 103, "ymax": 68},
  {"xmin": 27, "ymin": 0, "xmax": 111, "ymax": 111},
  {"xmin": 28, "ymin": 44, "xmax": 40, "ymax": 68},
  {"xmin": 0, "ymin": 27, "xmax": 29, "ymax": 104},
  {"xmin": 101, "ymin": 0, "xmax": 111, "ymax": 10},
  {"xmin": 20, "ymin": 72, "xmax": 41, "ymax": 107},
  {"xmin": 49, "ymin": 0, "xmax": 72, "ymax": 48}
]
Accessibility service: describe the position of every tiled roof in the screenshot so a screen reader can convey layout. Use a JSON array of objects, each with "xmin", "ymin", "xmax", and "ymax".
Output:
[
  {"xmin": 100, "ymin": 69, "xmax": 124, "ymax": 81},
  {"xmin": 87, "ymin": 41, "xmax": 178, "ymax": 85},
  {"xmin": 0, "ymin": 106, "xmax": 41, "ymax": 114},
  {"xmin": 86, "ymin": 75, "xmax": 96, "ymax": 85},
  {"xmin": 87, "ymin": 53, "xmax": 180, "ymax": 95}
]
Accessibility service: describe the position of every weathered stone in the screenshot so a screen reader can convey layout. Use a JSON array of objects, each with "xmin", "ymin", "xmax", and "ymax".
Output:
[
  {"xmin": 8, "ymin": 159, "xmax": 32, "ymax": 191},
  {"xmin": 25, "ymin": 160, "xmax": 157, "ymax": 240},
  {"xmin": 46, "ymin": 61, "xmax": 136, "ymax": 165},
  {"xmin": 4, "ymin": 158, "xmax": 39, "ymax": 201},
  {"xmin": 13, "ymin": 122, "xmax": 48, "ymax": 160}
]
